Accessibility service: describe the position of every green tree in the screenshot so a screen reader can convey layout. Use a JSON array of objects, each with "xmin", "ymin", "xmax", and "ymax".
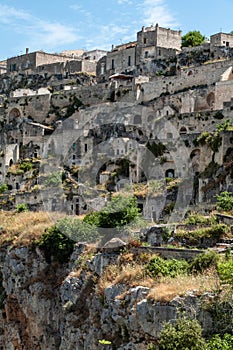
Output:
[
  {"xmin": 37, "ymin": 218, "xmax": 100, "ymax": 263},
  {"xmin": 182, "ymin": 31, "xmax": 205, "ymax": 47},
  {"xmin": 158, "ymin": 317, "xmax": 206, "ymax": 350}
]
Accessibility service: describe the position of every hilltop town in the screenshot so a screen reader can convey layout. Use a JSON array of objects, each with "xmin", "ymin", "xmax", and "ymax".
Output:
[
  {"xmin": 0, "ymin": 24, "xmax": 232, "ymax": 220},
  {"xmin": 0, "ymin": 23, "xmax": 232, "ymax": 350}
]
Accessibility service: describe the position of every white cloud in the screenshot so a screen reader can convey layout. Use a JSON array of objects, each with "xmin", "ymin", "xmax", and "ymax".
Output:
[
  {"xmin": 0, "ymin": 4, "xmax": 80, "ymax": 52},
  {"xmin": 117, "ymin": 0, "xmax": 133, "ymax": 4},
  {"xmin": 141, "ymin": 0, "xmax": 178, "ymax": 28},
  {"xmin": 84, "ymin": 23, "xmax": 134, "ymax": 50},
  {"xmin": 0, "ymin": 4, "xmax": 31, "ymax": 23},
  {"xmin": 33, "ymin": 20, "xmax": 79, "ymax": 48}
]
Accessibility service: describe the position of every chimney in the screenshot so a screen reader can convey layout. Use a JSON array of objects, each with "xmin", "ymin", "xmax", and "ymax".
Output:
[{"xmin": 26, "ymin": 48, "xmax": 29, "ymax": 54}]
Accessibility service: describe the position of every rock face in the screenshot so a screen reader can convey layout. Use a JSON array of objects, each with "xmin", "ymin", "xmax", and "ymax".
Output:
[{"xmin": 0, "ymin": 244, "xmax": 214, "ymax": 349}]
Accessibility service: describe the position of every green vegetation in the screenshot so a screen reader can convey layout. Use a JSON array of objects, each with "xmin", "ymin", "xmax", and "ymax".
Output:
[
  {"xmin": 195, "ymin": 120, "xmax": 232, "ymax": 153},
  {"xmin": 15, "ymin": 203, "xmax": 28, "ymax": 213},
  {"xmin": 66, "ymin": 96, "xmax": 84, "ymax": 117},
  {"xmin": 37, "ymin": 226, "xmax": 75, "ymax": 263},
  {"xmin": 176, "ymin": 224, "xmax": 228, "ymax": 245},
  {"xmin": 37, "ymin": 217, "xmax": 100, "ymax": 263},
  {"xmin": 44, "ymin": 171, "xmax": 63, "ymax": 187},
  {"xmin": 216, "ymin": 191, "xmax": 233, "ymax": 211},
  {"xmin": 146, "ymin": 141, "xmax": 167, "ymax": 158},
  {"xmin": 19, "ymin": 160, "xmax": 33, "ymax": 172},
  {"xmin": 158, "ymin": 317, "xmax": 233, "ymax": 350},
  {"xmin": 217, "ymin": 260, "xmax": 233, "ymax": 285},
  {"xmin": 189, "ymin": 251, "xmax": 219, "ymax": 273},
  {"xmin": 145, "ymin": 251, "xmax": 226, "ymax": 279},
  {"xmin": 146, "ymin": 256, "xmax": 189, "ymax": 278},
  {"xmin": 182, "ymin": 30, "xmax": 205, "ymax": 47},
  {"xmin": 56, "ymin": 217, "xmax": 99, "ymax": 243},
  {"xmin": 84, "ymin": 195, "xmax": 140, "ymax": 228},
  {"xmin": 158, "ymin": 317, "xmax": 205, "ymax": 350},
  {"xmin": 185, "ymin": 213, "xmax": 217, "ymax": 225},
  {"xmin": 98, "ymin": 339, "xmax": 112, "ymax": 345},
  {"xmin": 206, "ymin": 334, "xmax": 233, "ymax": 350},
  {"xmin": 0, "ymin": 183, "xmax": 8, "ymax": 194}
]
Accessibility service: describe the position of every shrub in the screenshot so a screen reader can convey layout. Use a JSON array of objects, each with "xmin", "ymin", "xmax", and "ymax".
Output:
[
  {"xmin": 158, "ymin": 317, "xmax": 206, "ymax": 350},
  {"xmin": 84, "ymin": 195, "xmax": 140, "ymax": 228},
  {"xmin": 0, "ymin": 183, "xmax": 8, "ymax": 194},
  {"xmin": 146, "ymin": 141, "xmax": 167, "ymax": 158},
  {"xmin": 19, "ymin": 161, "xmax": 33, "ymax": 172},
  {"xmin": 185, "ymin": 213, "xmax": 216, "ymax": 225},
  {"xmin": 216, "ymin": 191, "xmax": 233, "ymax": 212},
  {"xmin": 217, "ymin": 259, "xmax": 233, "ymax": 285},
  {"xmin": 146, "ymin": 256, "xmax": 189, "ymax": 278},
  {"xmin": 189, "ymin": 251, "xmax": 219, "ymax": 273},
  {"xmin": 44, "ymin": 171, "xmax": 62, "ymax": 187},
  {"xmin": 206, "ymin": 333, "xmax": 233, "ymax": 350},
  {"xmin": 15, "ymin": 203, "xmax": 28, "ymax": 213},
  {"xmin": 56, "ymin": 217, "xmax": 100, "ymax": 243},
  {"xmin": 176, "ymin": 224, "xmax": 227, "ymax": 245},
  {"xmin": 205, "ymin": 290, "xmax": 233, "ymax": 336},
  {"xmin": 37, "ymin": 226, "xmax": 75, "ymax": 263}
]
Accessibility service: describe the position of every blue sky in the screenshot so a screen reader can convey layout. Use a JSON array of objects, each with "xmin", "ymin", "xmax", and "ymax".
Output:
[{"xmin": 1, "ymin": 0, "xmax": 233, "ymax": 61}]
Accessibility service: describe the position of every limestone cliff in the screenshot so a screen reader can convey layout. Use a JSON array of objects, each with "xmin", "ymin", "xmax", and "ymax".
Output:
[{"xmin": 0, "ymin": 243, "xmax": 216, "ymax": 350}]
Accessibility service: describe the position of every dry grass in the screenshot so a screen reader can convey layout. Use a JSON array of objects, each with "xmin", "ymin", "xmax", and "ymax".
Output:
[
  {"xmin": 147, "ymin": 270, "xmax": 220, "ymax": 303},
  {"xmin": 97, "ymin": 262, "xmax": 155, "ymax": 296},
  {"xmin": 0, "ymin": 210, "xmax": 66, "ymax": 246},
  {"xmin": 97, "ymin": 253, "xmax": 220, "ymax": 302}
]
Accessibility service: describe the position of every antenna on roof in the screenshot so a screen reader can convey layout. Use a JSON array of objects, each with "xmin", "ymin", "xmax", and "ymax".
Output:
[{"xmin": 220, "ymin": 27, "xmax": 222, "ymax": 32}]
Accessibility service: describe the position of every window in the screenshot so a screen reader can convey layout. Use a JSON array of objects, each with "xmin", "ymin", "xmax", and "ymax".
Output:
[
  {"xmin": 226, "ymin": 42, "xmax": 230, "ymax": 47},
  {"xmin": 144, "ymin": 38, "xmax": 147, "ymax": 44},
  {"xmin": 128, "ymin": 56, "xmax": 131, "ymax": 66},
  {"xmin": 10, "ymin": 64, "xmax": 17, "ymax": 72},
  {"xmin": 145, "ymin": 51, "xmax": 149, "ymax": 58},
  {"xmin": 112, "ymin": 59, "xmax": 115, "ymax": 69},
  {"xmin": 84, "ymin": 143, "xmax": 88, "ymax": 152}
]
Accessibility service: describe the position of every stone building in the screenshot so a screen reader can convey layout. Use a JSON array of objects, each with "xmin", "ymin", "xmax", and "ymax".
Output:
[
  {"xmin": 210, "ymin": 32, "xmax": 233, "ymax": 47},
  {"xmin": 82, "ymin": 49, "xmax": 107, "ymax": 61},
  {"xmin": 106, "ymin": 41, "xmax": 137, "ymax": 76},
  {"xmin": 7, "ymin": 50, "xmax": 80, "ymax": 74},
  {"xmin": 36, "ymin": 59, "xmax": 97, "ymax": 76},
  {"xmin": 105, "ymin": 24, "xmax": 181, "ymax": 76},
  {"xmin": 136, "ymin": 24, "xmax": 181, "ymax": 65}
]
